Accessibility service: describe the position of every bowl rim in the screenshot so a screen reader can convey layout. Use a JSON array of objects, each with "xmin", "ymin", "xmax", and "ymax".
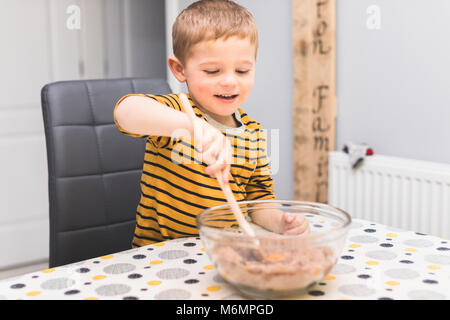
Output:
[{"xmin": 196, "ymin": 199, "xmax": 352, "ymax": 242}]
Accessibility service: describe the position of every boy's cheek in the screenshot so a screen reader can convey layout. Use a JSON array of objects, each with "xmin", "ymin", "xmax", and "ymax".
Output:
[
  {"xmin": 197, "ymin": 82, "xmax": 213, "ymax": 95},
  {"xmin": 241, "ymin": 79, "xmax": 255, "ymax": 96},
  {"xmin": 190, "ymin": 80, "xmax": 213, "ymax": 97}
]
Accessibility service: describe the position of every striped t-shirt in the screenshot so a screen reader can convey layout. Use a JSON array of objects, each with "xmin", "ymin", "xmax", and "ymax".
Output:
[{"xmin": 114, "ymin": 93, "xmax": 275, "ymax": 247}]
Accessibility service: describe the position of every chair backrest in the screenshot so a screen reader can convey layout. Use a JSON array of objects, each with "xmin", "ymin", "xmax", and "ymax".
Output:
[{"xmin": 41, "ymin": 77, "xmax": 171, "ymax": 267}]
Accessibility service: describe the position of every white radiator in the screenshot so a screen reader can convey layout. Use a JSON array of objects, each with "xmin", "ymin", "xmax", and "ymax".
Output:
[{"xmin": 328, "ymin": 151, "xmax": 450, "ymax": 238}]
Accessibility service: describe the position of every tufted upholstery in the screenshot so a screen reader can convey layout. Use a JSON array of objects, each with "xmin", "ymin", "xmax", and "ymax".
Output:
[{"xmin": 41, "ymin": 77, "xmax": 171, "ymax": 267}]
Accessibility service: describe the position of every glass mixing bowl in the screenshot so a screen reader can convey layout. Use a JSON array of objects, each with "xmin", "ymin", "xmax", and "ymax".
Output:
[{"xmin": 197, "ymin": 200, "xmax": 351, "ymax": 298}]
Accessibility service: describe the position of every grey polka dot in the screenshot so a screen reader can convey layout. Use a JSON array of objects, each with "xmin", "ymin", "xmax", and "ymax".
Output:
[
  {"xmin": 424, "ymin": 254, "xmax": 450, "ymax": 265},
  {"xmin": 365, "ymin": 250, "xmax": 397, "ymax": 260},
  {"xmin": 403, "ymin": 239, "xmax": 434, "ymax": 248},
  {"xmin": 103, "ymin": 263, "xmax": 136, "ymax": 274},
  {"xmin": 338, "ymin": 284, "xmax": 376, "ymax": 297},
  {"xmin": 331, "ymin": 263, "xmax": 356, "ymax": 274},
  {"xmin": 408, "ymin": 290, "xmax": 446, "ymax": 300},
  {"xmin": 158, "ymin": 250, "xmax": 189, "ymax": 260},
  {"xmin": 384, "ymin": 268, "xmax": 419, "ymax": 279},
  {"xmin": 95, "ymin": 284, "xmax": 131, "ymax": 296},
  {"xmin": 156, "ymin": 268, "xmax": 190, "ymax": 280},
  {"xmin": 349, "ymin": 235, "xmax": 379, "ymax": 243},
  {"xmin": 213, "ymin": 274, "xmax": 225, "ymax": 283},
  {"xmin": 40, "ymin": 278, "xmax": 75, "ymax": 290},
  {"xmin": 154, "ymin": 289, "xmax": 191, "ymax": 300}
]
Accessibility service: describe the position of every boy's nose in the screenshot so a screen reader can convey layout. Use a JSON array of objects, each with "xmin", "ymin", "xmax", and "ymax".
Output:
[{"xmin": 219, "ymin": 73, "xmax": 238, "ymax": 87}]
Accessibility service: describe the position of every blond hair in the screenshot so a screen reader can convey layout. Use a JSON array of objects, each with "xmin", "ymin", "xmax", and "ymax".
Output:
[{"xmin": 172, "ymin": 0, "xmax": 258, "ymax": 63}]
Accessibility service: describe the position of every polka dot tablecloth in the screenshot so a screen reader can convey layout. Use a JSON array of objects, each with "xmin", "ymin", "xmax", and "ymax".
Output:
[{"xmin": 0, "ymin": 218, "xmax": 449, "ymax": 300}]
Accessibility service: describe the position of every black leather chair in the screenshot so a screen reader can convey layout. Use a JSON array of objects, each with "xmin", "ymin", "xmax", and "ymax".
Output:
[{"xmin": 41, "ymin": 77, "xmax": 171, "ymax": 267}]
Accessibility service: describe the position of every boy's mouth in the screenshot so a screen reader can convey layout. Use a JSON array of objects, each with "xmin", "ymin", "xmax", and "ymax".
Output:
[{"xmin": 214, "ymin": 94, "xmax": 239, "ymax": 102}]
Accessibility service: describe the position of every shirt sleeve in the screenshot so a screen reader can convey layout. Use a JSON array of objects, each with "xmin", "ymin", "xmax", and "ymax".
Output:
[
  {"xmin": 244, "ymin": 128, "xmax": 276, "ymax": 201},
  {"xmin": 113, "ymin": 93, "xmax": 185, "ymax": 149}
]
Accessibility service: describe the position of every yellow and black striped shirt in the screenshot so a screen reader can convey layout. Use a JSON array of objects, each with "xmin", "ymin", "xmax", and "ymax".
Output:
[{"xmin": 114, "ymin": 93, "xmax": 275, "ymax": 247}]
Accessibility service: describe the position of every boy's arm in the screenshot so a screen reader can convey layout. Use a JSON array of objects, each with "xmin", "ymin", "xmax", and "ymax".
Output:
[
  {"xmin": 114, "ymin": 94, "xmax": 232, "ymax": 181},
  {"xmin": 243, "ymin": 128, "xmax": 279, "ymax": 232},
  {"xmin": 243, "ymin": 128, "xmax": 309, "ymax": 235},
  {"xmin": 250, "ymin": 202, "xmax": 310, "ymax": 236},
  {"xmin": 249, "ymin": 202, "xmax": 284, "ymax": 233},
  {"xmin": 114, "ymin": 95, "xmax": 193, "ymax": 138}
]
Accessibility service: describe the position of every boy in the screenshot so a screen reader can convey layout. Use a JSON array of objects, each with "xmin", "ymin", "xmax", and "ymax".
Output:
[{"xmin": 114, "ymin": 0, "xmax": 309, "ymax": 248}]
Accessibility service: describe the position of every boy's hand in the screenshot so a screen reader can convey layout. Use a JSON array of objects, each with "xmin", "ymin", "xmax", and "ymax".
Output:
[
  {"xmin": 178, "ymin": 93, "xmax": 232, "ymax": 184},
  {"xmin": 281, "ymin": 212, "xmax": 310, "ymax": 236},
  {"xmin": 194, "ymin": 117, "xmax": 233, "ymax": 184},
  {"xmin": 250, "ymin": 205, "xmax": 310, "ymax": 236}
]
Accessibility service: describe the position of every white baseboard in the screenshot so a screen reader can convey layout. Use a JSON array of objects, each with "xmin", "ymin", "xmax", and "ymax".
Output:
[{"xmin": 0, "ymin": 260, "xmax": 48, "ymax": 281}]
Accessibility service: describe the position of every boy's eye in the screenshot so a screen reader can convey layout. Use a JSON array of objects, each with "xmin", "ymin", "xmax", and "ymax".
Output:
[
  {"xmin": 204, "ymin": 70, "xmax": 219, "ymax": 74},
  {"xmin": 236, "ymin": 70, "xmax": 249, "ymax": 74}
]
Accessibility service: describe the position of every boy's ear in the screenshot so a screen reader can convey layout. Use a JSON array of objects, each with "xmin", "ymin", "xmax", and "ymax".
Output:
[{"xmin": 168, "ymin": 56, "xmax": 186, "ymax": 83}]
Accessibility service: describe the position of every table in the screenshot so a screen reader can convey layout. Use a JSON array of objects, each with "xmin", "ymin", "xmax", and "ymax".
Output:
[{"xmin": 0, "ymin": 218, "xmax": 449, "ymax": 300}]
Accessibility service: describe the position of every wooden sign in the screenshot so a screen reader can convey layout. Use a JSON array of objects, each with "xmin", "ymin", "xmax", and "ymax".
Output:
[{"xmin": 292, "ymin": 0, "xmax": 337, "ymax": 203}]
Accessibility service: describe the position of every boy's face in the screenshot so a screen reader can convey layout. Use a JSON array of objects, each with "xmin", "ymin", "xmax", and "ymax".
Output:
[{"xmin": 179, "ymin": 36, "xmax": 256, "ymax": 123}]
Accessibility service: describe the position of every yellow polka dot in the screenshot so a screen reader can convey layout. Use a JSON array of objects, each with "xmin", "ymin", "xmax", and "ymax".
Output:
[
  {"xmin": 266, "ymin": 253, "xmax": 285, "ymax": 262},
  {"xmin": 427, "ymin": 265, "xmax": 441, "ymax": 270},
  {"xmin": 92, "ymin": 275, "xmax": 107, "ymax": 280},
  {"xmin": 405, "ymin": 248, "xmax": 418, "ymax": 252},
  {"xmin": 325, "ymin": 275, "xmax": 336, "ymax": 280},
  {"xmin": 84, "ymin": 297, "xmax": 99, "ymax": 300},
  {"xmin": 206, "ymin": 285, "xmax": 221, "ymax": 292},
  {"xmin": 348, "ymin": 244, "xmax": 360, "ymax": 248},
  {"xmin": 201, "ymin": 248, "xmax": 206, "ymax": 252},
  {"xmin": 153, "ymin": 242, "xmax": 166, "ymax": 247},
  {"xmin": 41, "ymin": 268, "xmax": 55, "ymax": 274},
  {"xmin": 100, "ymin": 254, "xmax": 114, "ymax": 260},
  {"xmin": 150, "ymin": 260, "xmax": 163, "ymax": 265},
  {"xmin": 386, "ymin": 233, "xmax": 398, "ymax": 238},
  {"xmin": 203, "ymin": 265, "xmax": 214, "ymax": 270},
  {"xmin": 365, "ymin": 260, "xmax": 379, "ymax": 265},
  {"xmin": 385, "ymin": 281, "xmax": 400, "ymax": 286},
  {"xmin": 26, "ymin": 291, "xmax": 41, "ymax": 297},
  {"xmin": 338, "ymin": 297, "xmax": 352, "ymax": 300},
  {"xmin": 147, "ymin": 280, "xmax": 162, "ymax": 286}
]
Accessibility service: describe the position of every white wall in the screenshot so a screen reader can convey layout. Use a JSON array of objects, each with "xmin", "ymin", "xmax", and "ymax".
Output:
[
  {"xmin": 1, "ymin": 0, "xmax": 57, "ymax": 270},
  {"xmin": 336, "ymin": 0, "xmax": 450, "ymax": 164}
]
